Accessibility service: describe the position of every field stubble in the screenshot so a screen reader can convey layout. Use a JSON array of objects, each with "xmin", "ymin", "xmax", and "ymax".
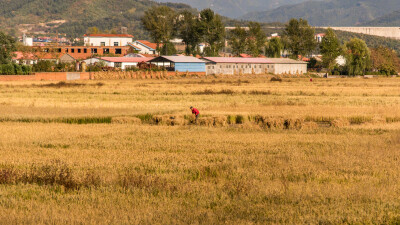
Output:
[{"xmin": 0, "ymin": 77, "xmax": 400, "ymax": 224}]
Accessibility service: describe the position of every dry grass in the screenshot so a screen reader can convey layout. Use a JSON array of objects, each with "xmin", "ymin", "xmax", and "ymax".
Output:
[{"xmin": 0, "ymin": 76, "xmax": 400, "ymax": 224}]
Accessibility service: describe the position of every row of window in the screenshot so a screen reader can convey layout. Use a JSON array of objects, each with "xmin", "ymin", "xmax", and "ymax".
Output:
[
  {"xmin": 100, "ymin": 42, "xmax": 119, "ymax": 46},
  {"xmin": 207, "ymin": 64, "xmax": 274, "ymax": 69},
  {"xmin": 42, "ymin": 48, "xmax": 123, "ymax": 54}
]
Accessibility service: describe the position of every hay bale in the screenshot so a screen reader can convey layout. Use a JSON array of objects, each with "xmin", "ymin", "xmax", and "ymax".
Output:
[
  {"xmin": 371, "ymin": 115, "xmax": 386, "ymax": 124},
  {"xmin": 331, "ymin": 118, "xmax": 350, "ymax": 128},
  {"xmin": 284, "ymin": 118, "xmax": 304, "ymax": 129},
  {"xmin": 152, "ymin": 115, "xmax": 164, "ymax": 124},
  {"xmin": 152, "ymin": 115, "xmax": 186, "ymax": 126},
  {"xmin": 301, "ymin": 121, "xmax": 319, "ymax": 130},
  {"xmin": 213, "ymin": 116, "xmax": 227, "ymax": 127},
  {"xmin": 197, "ymin": 117, "xmax": 214, "ymax": 126},
  {"xmin": 112, "ymin": 117, "xmax": 142, "ymax": 124}
]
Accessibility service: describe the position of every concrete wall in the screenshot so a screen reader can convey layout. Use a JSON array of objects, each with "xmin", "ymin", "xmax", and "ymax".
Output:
[
  {"xmin": 84, "ymin": 37, "xmax": 133, "ymax": 46},
  {"xmin": 206, "ymin": 63, "xmax": 267, "ymax": 75},
  {"xmin": 273, "ymin": 64, "xmax": 307, "ymax": 75},
  {"xmin": 206, "ymin": 63, "xmax": 307, "ymax": 75},
  {"xmin": 324, "ymin": 27, "xmax": 400, "ymax": 40}
]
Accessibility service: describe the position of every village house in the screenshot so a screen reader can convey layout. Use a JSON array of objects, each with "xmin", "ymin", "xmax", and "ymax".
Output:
[
  {"xmin": 129, "ymin": 40, "xmax": 160, "ymax": 55},
  {"xmin": 83, "ymin": 34, "xmax": 134, "ymax": 47},
  {"xmin": 83, "ymin": 57, "xmax": 153, "ymax": 70},
  {"xmin": 148, "ymin": 56, "xmax": 206, "ymax": 72}
]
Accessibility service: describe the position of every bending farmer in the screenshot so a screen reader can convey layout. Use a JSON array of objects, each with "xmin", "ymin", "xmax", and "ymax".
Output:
[{"xmin": 190, "ymin": 106, "xmax": 200, "ymax": 121}]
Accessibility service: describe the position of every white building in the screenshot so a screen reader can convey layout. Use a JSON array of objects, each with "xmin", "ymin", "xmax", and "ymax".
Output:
[
  {"xmin": 203, "ymin": 57, "xmax": 308, "ymax": 75},
  {"xmin": 129, "ymin": 40, "xmax": 159, "ymax": 55},
  {"xmin": 23, "ymin": 34, "xmax": 33, "ymax": 46},
  {"xmin": 83, "ymin": 34, "xmax": 134, "ymax": 47},
  {"xmin": 84, "ymin": 57, "xmax": 154, "ymax": 70}
]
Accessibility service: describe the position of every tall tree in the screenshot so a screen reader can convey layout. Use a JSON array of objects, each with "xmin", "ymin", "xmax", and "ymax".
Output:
[
  {"xmin": 142, "ymin": 6, "xmax": 177, "ymax": 55},
  {"xmin": 283, "ymin": 18, "xmax": 317, "ymax": 58},
  {"xmin": 265, "ymin": 37, "xmax": 284, "ymax": 58},
  {"xmin": 198, "ymin": 9, "xmax": 225, "ymax": 57},
  {"xmin": 345, "ymin": 38, "xmax": 371, "ymax": 76},
  {"xmin": 176, "ymin": 10, "xmax": 201, "ymax": 55},
  {"xmin": 320, "ymin": 28, "xmax": 342, "ymax": 72},
  {"xmin": 0, "ymin": 31, "xmax": 16, "ymax": 64},
  {"xmin": 228, "ymin": 25, "xmax": 247, "ymax": 56},
  {"xmin": 370, "ymin": 46, "xmax": 400, "ymax": 75},
  {"xmin": 246, "ymin": 22, "xmax": 266, "ymax": 57}
]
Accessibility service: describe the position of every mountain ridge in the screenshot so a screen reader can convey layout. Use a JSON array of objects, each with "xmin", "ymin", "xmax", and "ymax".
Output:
[
  {"xmin": 241, "ymin": 0, "xmax": 400, "ymax": 26},
  {"xmin": 155, "ymin": 0, "xmax": 311, "ymax": 18}
]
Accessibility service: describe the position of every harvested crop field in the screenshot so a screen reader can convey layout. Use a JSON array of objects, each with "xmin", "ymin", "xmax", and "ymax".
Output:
[{"xmin": 0, "ymin": 76, "xmax": 400, "ymax": 224}]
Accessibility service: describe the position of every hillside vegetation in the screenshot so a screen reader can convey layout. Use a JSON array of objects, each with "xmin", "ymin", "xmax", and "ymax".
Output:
[
  {"xmin": 241, "ymin": 0, "xmax": 400, "ymax": 26},
  {"xmin": 363, "ymin": 10, "xmax": 400, "ymax": 26},
  {"xmin": 0, "ymin": 0, "xmax": 192, "ymax": 38}
]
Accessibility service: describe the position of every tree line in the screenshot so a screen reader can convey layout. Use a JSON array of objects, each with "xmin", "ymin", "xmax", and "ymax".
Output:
[{"xmin": 142, "ymin": 6, "xmax": 399, "ymax": 75}]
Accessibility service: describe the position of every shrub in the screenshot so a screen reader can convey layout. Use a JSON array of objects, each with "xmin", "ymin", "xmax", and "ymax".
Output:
[
  {"xmin": 22, "ymin": 65, "xmax": 32, "ymax": 75},
  {"xmin": 1, "ymin": 64, "xmax": 15, "ymax": 75},
  {"xmin": 14, "ymin": 64, "xmax": 23, "ymax": 75}
]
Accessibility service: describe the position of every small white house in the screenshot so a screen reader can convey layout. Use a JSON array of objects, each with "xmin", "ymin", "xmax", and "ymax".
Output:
[
  {"xmin": 129, "ymin": 40, "xmax": 159, "ymax": 55},
  {"xmin": 83, "ymin": 34, "xmax": 134, "ymax": 47},
  {"xmin": 84, "ymin": 57, "xmax": 154, "ymax": 70}
]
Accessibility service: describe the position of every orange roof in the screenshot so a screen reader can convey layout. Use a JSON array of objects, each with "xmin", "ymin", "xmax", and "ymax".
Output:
[
  {"xmin": 84, "ymin": 34, "xmax": 134, "ymax": 38},
  {"xmin": 239, "ymin": 54, "xmax": 252, "ymax": 58},
  {"xmin": 135, "ymin": 40, "xmax": 160, "ymax": 50},
  {"xmin": 12, "ymin": 51, "xmax": 59, "ymax": 60},
  {"xmin": 12, "ymin": 51, "xmax": 36, "ymax": 60},
  {"xmin": 100, "ymin": 57, "xmax": 154, "ymax": 63}
]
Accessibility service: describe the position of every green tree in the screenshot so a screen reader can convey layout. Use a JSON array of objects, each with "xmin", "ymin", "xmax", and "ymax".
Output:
[
  {"xmin": 86, "ymin": 27, "xmax": 100, "ymax": 34},
  {"xmin": 246, "ymin": 22, "xmax": 266, "ymax": 57},
  {"xmin": 160, "ymin": 42, "xmax": 177, "ymax": 56},
  {"xmin": 320, "ymin": 28, "xmax": 342, "ymax": 72},
  {"xmin": 370, "ymin": 46, "xmax": 399, "ymax": 75},
  {"xmin": 142, "ymin": 6, "xmax": 177, "ymax": 55},
  {"xmin": 198, "ymin": 9, "xmax": 225, "ymax": 56},
  {"xmin": 0, "ymin": 31, "xmax": 16, "ymax": 64},
  {"xmin": 228, "ymin": 25, "xmax": 247, "ymax": 56},
  {"xmin": 283, "ymin": 18, "xmax": 317, "ymax": 58},
  {"xmin": 345, "ymin": 38, "xmax": 371, "ymax": 76},
  {"xmin": 265, "ymin": 37, "xmax": 284, "ymax": 58},
  {"xmin": 176, "ymin": 10, "xmax": 202, "ymax": 55}
]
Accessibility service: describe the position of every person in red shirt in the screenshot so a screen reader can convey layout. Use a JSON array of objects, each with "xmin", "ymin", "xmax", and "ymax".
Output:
[{"xmin": 190, "ymin": 106, "xmax": 200, "ymax": 121}]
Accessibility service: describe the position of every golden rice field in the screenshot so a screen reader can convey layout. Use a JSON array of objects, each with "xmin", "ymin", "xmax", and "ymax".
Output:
[{"xmin": 0, "ymin": 76, "xmax": 400, "ymax": 224}]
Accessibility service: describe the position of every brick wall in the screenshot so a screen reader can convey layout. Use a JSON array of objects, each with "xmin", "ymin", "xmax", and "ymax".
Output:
[
  {"xmin": 0, "ymin": 71, "xmax": 206, "ymax": 81},
  {"xmin": 0, "ymin": 75, "xmax": 36, "ymax": 81},
  {"xmin": 0, "ymin": 72, "xmax": 91, "ymax": 81}
]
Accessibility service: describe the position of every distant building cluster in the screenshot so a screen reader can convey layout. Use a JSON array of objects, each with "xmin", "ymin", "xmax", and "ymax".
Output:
[{"xmin": 14, "ymin": 32, "xmax": 308, "ymax": 75}]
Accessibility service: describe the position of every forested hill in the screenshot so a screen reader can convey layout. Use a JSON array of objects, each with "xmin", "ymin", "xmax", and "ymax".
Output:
[
  {"xmin": 0, "ymin": 0, "xmax": 193, "ymax": 38},
  {"xmin": 241, "ymin": 0, "xmax": 400, "ymax": 26},
  {"xmin": 363, "ymin": 11, "xmax": 400, "ymax": 26},
  {"xmin": 155, "ymin": 0, "xmax": 310, "ymax": 18}
]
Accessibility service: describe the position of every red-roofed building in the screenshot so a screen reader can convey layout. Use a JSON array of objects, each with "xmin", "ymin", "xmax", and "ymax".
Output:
[
  {"xmin": 84, "ymin": 34, "xmax": 134, "ymax": 47},
  {"xmin": 12, "ymin": 51, "xmax": 38, "ymax": 65},
  {"xmin": 315, "ymin": 33, "xmax": 326, "ymax": 43}
]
